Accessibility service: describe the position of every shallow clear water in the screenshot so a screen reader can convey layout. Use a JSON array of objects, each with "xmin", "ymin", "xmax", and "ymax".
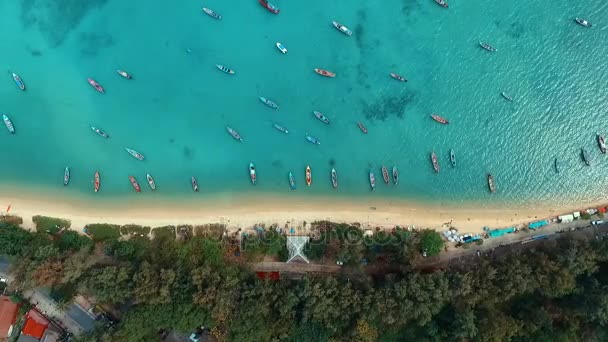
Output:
[{"xmin": 0, "ymin": 0, "xmax": 607, "ymax": 206}]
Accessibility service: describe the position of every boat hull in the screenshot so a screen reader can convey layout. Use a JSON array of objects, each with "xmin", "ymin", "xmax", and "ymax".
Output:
[
  {"xmin": 88, "ymin": 78, "xmax": 104, "ymax": 93},
  {"xmin": 305, "ymin": 167, "xmax": 312, "ymax": 186},
  {"xmin": 314, "ymin": 69, "xmax": 336, "ymax": 78}
]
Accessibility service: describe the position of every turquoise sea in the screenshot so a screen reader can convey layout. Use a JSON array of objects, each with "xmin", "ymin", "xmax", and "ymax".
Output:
[{"xmin": 0, "ymin": 0, "xmax": 607, "ymax": 207}]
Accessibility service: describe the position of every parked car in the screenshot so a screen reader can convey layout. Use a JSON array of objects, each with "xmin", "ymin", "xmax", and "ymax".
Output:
[{"xmin": 591, "ymin": 220, "xmax": 604, "ymax": 225}]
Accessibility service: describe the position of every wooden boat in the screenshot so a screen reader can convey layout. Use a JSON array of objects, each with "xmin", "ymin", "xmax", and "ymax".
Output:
[
  {"xmin": 259, "ymin": 0, "xmax": 280, "ymax": 14},
  {"xmin": 125, "ymin": 147, "xmax": 145, "ymax": 161},
  {"xmin": 501, "ymin": 92, "xmax": 513, "ymax": 101},
  {"xmin": 487, "ymin": 174, "xmax": 496, "ymax": 193},
  {"xmin": 305, "ymin": 166, "xmax": 312, "ymax": 186},
  {"xmin": 313, "ymin": 111, "xmax": 330, "ymax": 124},
  {"xmin": 11, "ymin": 72, "xmax": 25, "ymax": 90},
  {"xmin": 392, "ymin": 166, "xmax": 399, "ymax": 185},
  {"xmin": 147, "ymin": 173, "xmax": 156, "ymax": 190},
  {"xmin": 390, "ymin": 73, "xmax": 407, "ymax": 82},
  {"xmin": 434, "ymin": 0, "xmax": 448, "ymax": 8},
  {"xmin": 216, "ymin": 64, "xmax": 235, "ymax": 74},
  {"xmin": 431, "ymin": 114, "xmax": 449, "ymax": 124},
  {"xmin": 450, "ymin": 149, "xmax": 456, "ymax": 167},
  {"xmin": 226, "ymin": 126, "xmax": 243, "ymax": 141},
  {"xmin": 431, "ymin": 152, "xmax": 440, "ymax": 173},
  {"xmin": 575, "ymin": 18, "xmax": 592, "ymax": 27},
  {"xmin": 259, "ymin": 97, "xmax": 279, "ymax": 109},
  {"xmin": 3, "ymin": 114, "xmax": 15, "ymax": 134},
  {"xmin": 87, "ymin": 78, "xmax": 105, "ymax": 93},
  {"xmin": 381, "ymin": 166, "xmax": 390, "ymax": 184},
  {"xmin": 314, "ymin": 69, "xmax": 336, "ymax": 78},
  {"xmin": 305, "ymin": 134, "xmax": 321, "ymax": 145},
  {"xmin": 90, "ymin": 125, "xmax": 109, "ymax": 138},
  {"xmin": 598, "ymin": 134, "xmax": 607, "ymax": 154},
  {"xmin": 331, "ymin": 168, "xmax": 338, "ymax": 189},
  {"xmin": 249, "ymin": 162, "xmax": 257, "ymax": 185},
  {"xmin": 273, "ymin": 123, "xmax": 289, "ymax": 134},
  {"xmin": 288, "ymin": 172, "xmax": 296, "ymax": 190},
  {"xmin": 554, "ymin": 158, "xmax": 560, "ymax": 173},
  {"xmin": 129, "ymin": 176, "xmax": 141, "ymax": 193},
  {"xmin": 332, "ymin": 21, "xmax": 352, "ymax": 36},
  {"xmin": 202, "ymin": 7, "xmax": 222, "ymax": 19},
  {"xmin": 357, "ymin": 122, "xmax": 368, "ymax": 134},
  {"xmin": 191, "ymin": 177, "xmax": 199, "ymax": 192},
  {"xmin": 116, "ymin": 70, "xmax": 133, "ymax": 79},
  {"xmin": 276, "ymin": 42, "xmax": 287, "ymax": 54},
  {"xmin": 369, "ymin": 169, "xmax": 376, "ymax": 191},
  {"xmin": 479, "ymin": 41, "xmax": 497, "ymax": 52},
  {"xmin": 64, "ymin": 167, "xmax": 70, "ymax": 186},
  {"xmin": 94, "ymin": 171, "xmax": 100, "ymax": 192},
  {"xmin": 581, "ymin": 148, "xmax": 590, "ymax": 166}
]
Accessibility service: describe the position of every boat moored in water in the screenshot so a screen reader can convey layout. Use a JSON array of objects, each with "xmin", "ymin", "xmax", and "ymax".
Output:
[
  {"xmin": 288, "ymin": 172, "xmax": 296, "ymax": 190},
  {"xmin": 581, "ymin": 148, "xmax": 590, "ymax": 166},
  {"xmin": 434, "ymin": 0, "xmax": 449, "ymax": 8},
  {"xmin": 116, "ymin": 70, "xmax": 133, "ymax": 79},
  {"xmin": 598, "ymin": 134, "xmax": 606, "ymax": 154},
  {"xmin": 331, "ymin": 168, "xmax": 338, "ymax": 188},
  {"xmin": 216, "ymin": 64, "xmax": 235, "ymax": 74},
  {"xmin": 390, "ymin": 73, "xmax": 407, "ymax": 82},
  {"xmin": 431, "ymin": 152, "xmax": 440, "ymax": 173},
  {"xmin": 381, "ymin": 166, "xmax": 390, "ymax": 184},
  {"xmin": 259, "ymin": 0, "xmax": 280, "ymax": 14},
  {"xmin": 87, "ymin": 78, "xmax": 105, "ymax": 93},
  {"xmin": 431, "ymin": 114, "xmax": 449, "ymax": 124},
  {"xmin": 226, "ymin": 126, "xmax": 243, "ymax": 141},
  {"xmin": 3, "ymin": 114, "xmax": 15, "ymax": 134},
  {"xmin": 129, "ymin": 176, "xmax": 141, "ymax": 193},
  {"xmin": 11, "ymin": 72, "xmax": 25, "ymax": 90},
  {"xmin": 90, "ymin": 125, "xmax": 109, "ymax": 138},
  {"xmin": 64, "ymin": 167, "xmax": 70, "ymax": 186},
  {"xmin": 276, "ymin": 42, "xmax": 288, "ymax": 54},
  {"xmin": 575, "ymin": 18, "xmax": 592, "ymax": 27},
  {"xmin": 202, "ymin": 7, "xmax": 222, "ymax": 19},
  {"xmin": 125, "ymin": 147, "xmax": 145, "ymax": 161},
  {"xmin": 313, "ymin": 111, "xmax": 330, "ymax": 124},
  {"xmin": 305, "ymin": 134, "xmax": 321, "ymax": 145},
  {"xmin": 392, "ymin": 166, "xmax": 399, "ymax": 185},
  {"xmin": 249, "ymin": 162, "xmax": 257, "ymax": 185},
  {"xmin": 94, "ymin": 171, "xmax": 100, "ymax": 192},
  {"xmin": 487, "ymin": 174, "xmax": 496, "ymax": 193},
  {"xmin": 332, "ymin": 21, "xmax": 352, "ymax": 36},
  {"xmin": 554, "ymin": 158, "xmax": 560, "ymax": 173},
  {"xmin": 479, "ymin": 41, "xmax": 497, "ymax": 52},
  {"xmin": 192, "ymin": 177, "xmax": 199, "ymax": 192},
  {"xmin": 501, "ymin": 92, "xmax": 513, "ymax": 101},
  {"xmin": 314, "ymin": 69, "xmax": 336, "ymax": 78},
  {"xmin": 305, "ymin": 166, "xmax": 312, "ymax": 186},
  {"xmin": 259, "ymin": 97, "xmax": 279, "ymax": 109},
  {"xmin": 273, "ymin": 123, "xmax": 289, "ymax": 134},
  {"xmin": 147, "ymin": 173, "xmax": 156, "ymax": 190},
  {"xmin": 369, "ymin": 169, "xmax": 376, "ymax": 191},
  {"xmin": 450, "ymin": 149, "xmax": 456, "ymax": 167},
  {"xmin": 357, "ymin": 122, "xmax": 368, "ymax": 134}
]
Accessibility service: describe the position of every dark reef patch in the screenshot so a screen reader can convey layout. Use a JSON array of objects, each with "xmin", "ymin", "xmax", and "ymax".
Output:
[
  {"xmin": 329, "ymin": 158, "xmax": 336, "ymax": 166},
  {"xmin": 401, "ymin": 0, "xmax": 421, "ymax": 15},
  {"xmin": 183, "ymin": 146, "xmax": 193, "ymax": 159},
  {"xmin": 20, "ymin": 0, "xmax": 108, "ymax": 48},
  {"xmin": 272, "ymin": 160, "xmax": 282, "ymax": 168},
  {"xmin": 79, "ymin": 32, "xmax": 114, "ymax": 57},
  {"xmin": 362, "ymin": 91, "xmax": 417, "ymax": 121}
]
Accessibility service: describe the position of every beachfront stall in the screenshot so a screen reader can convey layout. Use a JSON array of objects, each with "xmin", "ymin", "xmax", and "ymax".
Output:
[
  {"xmin": 485, "ymin": 227, "xmax": 516, "ymax": 239},
  {"xmin": 528, "ymin": 220, "xmax": 549, "ymax": 230}
]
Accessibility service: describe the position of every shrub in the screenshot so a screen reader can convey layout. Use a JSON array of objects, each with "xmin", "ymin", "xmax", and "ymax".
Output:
[
  {"xmin": 580, "ymin": 213, "xmax": 592, "ymax": 220},
  {"xmin": 120, "ymin": 225, "xmax": 151, "ymax": 236},
  {"xmin": 419, "ymin": 229, "xmax": 444, "ymax": 257},
  {"xmin": 85, "ymin": 224, "xmax": 121, "ymax": 242},
  {"xmin": 0, "ymin": 215, "xmax": 23, "ymax": 226},
  {"xmin": 475, "ymin": 239, "xmax": 484, "ymax": 246},
  {"xmin": 32, "ymin": 215, "xmax": 71, "ymax": 234},
  {"xmin": 152, "ymin": 226, "xmax": 176, "ymax": 240}
]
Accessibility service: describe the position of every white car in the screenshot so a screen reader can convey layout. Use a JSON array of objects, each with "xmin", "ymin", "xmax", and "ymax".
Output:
[{"xmin": 591, "ymin": 220, "xmax": 604, "ymax": 225}]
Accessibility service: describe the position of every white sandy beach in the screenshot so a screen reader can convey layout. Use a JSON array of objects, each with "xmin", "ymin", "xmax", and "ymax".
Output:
[{"xmin": 0, "ymin": 190, "xmax": 600, "ymax": 234}]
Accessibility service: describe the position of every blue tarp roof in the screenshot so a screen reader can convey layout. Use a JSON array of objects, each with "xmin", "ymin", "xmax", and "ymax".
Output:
[
  {"xmin": 488, "ymin": 227, "xmax": 516, "ymax": 238},
  {"xmin": 529, "ymin": 220, "xmax": 549, "ymax": 230}
]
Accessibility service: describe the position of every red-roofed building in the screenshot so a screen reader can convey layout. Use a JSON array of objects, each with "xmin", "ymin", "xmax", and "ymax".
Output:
[
  {"xmin": 0, "ymin": 295, "xmax": 20, "ymax": 338},
  {"xmin": 21, "ymin": 309, "xmax": 49, "ymax": 339}
]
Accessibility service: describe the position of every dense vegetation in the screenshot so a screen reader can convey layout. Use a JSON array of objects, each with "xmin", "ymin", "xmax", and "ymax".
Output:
[{"xmin": 1, "ymin": 219, "xmax": 608, "ymax": 341}]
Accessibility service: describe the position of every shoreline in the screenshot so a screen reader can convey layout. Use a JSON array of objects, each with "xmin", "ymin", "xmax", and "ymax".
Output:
[{"xmin": 0, "ymin": 189, "xmax": 602, "ymax": 233}]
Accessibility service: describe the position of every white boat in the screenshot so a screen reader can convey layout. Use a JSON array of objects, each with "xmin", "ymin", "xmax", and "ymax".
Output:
[
  {"xmin": 332, "ymin": 21, "xmax": 352, "ymax": 36},
  {"xmin": 3, "ymin": 114, "xmax": 15, "ymax": 134},
  {"xmin": 575, "ymin": 18, "xmax": 592, "ymax": 27},
  {"xmin": 276, "ymin": 42, "xmax": 288, "ymax": 54},
  {"xmin": 125, "ymin": 147, "xmax": 145, "ymax": 161},
  {"xmin": 259, "ymin": 97, "xmax": 279, "ymax": 109},
  {"xmin": 202, "ymin": 7, "xmax": 222, "ymax": 19}
]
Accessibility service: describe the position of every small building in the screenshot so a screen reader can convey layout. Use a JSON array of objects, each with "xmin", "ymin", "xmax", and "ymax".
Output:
[
  {"xmin": 0, "ymin": 295, "xmax": 20, "ymax": 339},
  {"xmin": 558, "ymin": 214, "xmax": 575, "ymax": 223},
  {"xmin": 528, "ymin": 220, "xmax": 549, "ymax": 230},
  {"xmin": 19, "ymin": 309, "xmax": 49, "ymax": 341}
]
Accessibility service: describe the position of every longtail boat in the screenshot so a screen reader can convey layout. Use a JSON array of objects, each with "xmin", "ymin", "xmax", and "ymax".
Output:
[
  {"xmin": 11, "ymin": 72, "xmax": 25, "ymax": 90},
  {"xmin": 249, "ymin": 162, "xmax": 257, "ymax": 185},
  {"xmin": 147, "ymin": 173, "xmax": 156, "ymax": 190},
  {"xmin": 381, "ymin": 166, "xmax": 390, "ymax": 184},
  {"xmin": 259, "ymin": 0, "xmax": 280, "ymax": 14},
  {"xmin": 288, "ymin": 172, "xmax": 296, "ymax": 190},
  {"xmin": 314, "ymin": 69, "xmax": 336, "ymax": 78},
  {"xmin": 3, "ymin": 114, "xmax": 15, "ymax": 134},
  {"xmin": 129, "ymin": 176, "xmax": 141, "ymax": 193},
  {"xmin": 125, "ymin": 147, "xmax": 145, "ymax": 161},
  {"xmin": 369, "ymin": 169, "xmax": 376, "ymax": 191},
  {"xmin": 434, "ymin": 0, "xmax": 448, "ymax": 8},
  {"xmin": 487, "ymin": 174, "xmax": 496, "ymax": 193},
  {"xmin": 202, "ymin": 7, "xmax": 222, "ymax": 19},
  {"xmin": 332, "ymin": 21, "xmax": 352, "ymax": 36},
  {"xmin": 216, "ymin": 64, "xmax": 235, "ymax": 74},
  {"xmin": 226, "ymin": 126, "xmax": 243, "ymax": 141},
  {"xmin": 331, "ymin": 168, "xmax": 338, "ymax": 189},
  {"xmin": 305, "ymin": 166, "xmax": 312, "ymax": 186},
  {"xmin": 90, "ymin": 125, "xmax": 109, "ymax": 138},
  {"xmin": 431, "ymin": 152, "xmax": 440, "ymax": 173},
  {"xmin": 392, "ymin": 166, "xmax": 399, "ymax": 185},
  {"xmin": 88, "ymin": 78, "xmax": 104, "ymax": 93},
  {"xmin": 357, "ymin": 122, "xmax": 368, "ymax": 134},
  {"xmin": 390, "ymin": 73, "xmax": 407, "ymax": 82},
  {"xmin": 192, "ymin": 177, "xmax": 199, "ymax": 192},
  {"xmin": 64, "ymin": 167, "xmax": 70, "ymax": 186},
  {"xmin": 431, "ymin": 114, "xmax": 449, "ymax": 124},
  {"xmin": 94, "ymin": 171, "xmax": 100, "ymax": 192}
]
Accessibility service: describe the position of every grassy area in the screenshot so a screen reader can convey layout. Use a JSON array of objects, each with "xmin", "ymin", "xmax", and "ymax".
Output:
[
  {"xmin": 120, "ymin": 224, "xmax": 151, "ymax": 236},
  {"xmin": 85, "ymin": 224, "xmax": 121, "ymax": 242},
  {"xmin": 152, "ymin": 226, "xmax": 176, "ymax": 240},
  {"xmin": 32, "ymin": 215, "xmax": 71, "ymax": 234},
  {"xmin": 0, "ymin": 215, "xmax": 23, "ymax": 226}
]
